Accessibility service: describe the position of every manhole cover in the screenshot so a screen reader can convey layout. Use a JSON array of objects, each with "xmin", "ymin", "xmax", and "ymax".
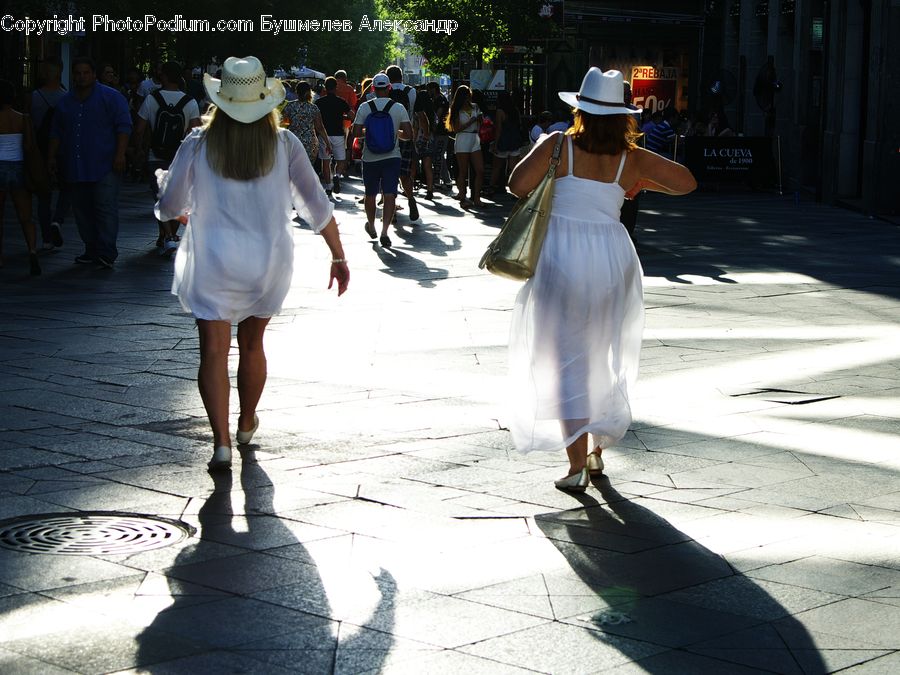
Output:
[{"xmin": 0, "ymin": 512, "xmax": 195, "ymax": 555}]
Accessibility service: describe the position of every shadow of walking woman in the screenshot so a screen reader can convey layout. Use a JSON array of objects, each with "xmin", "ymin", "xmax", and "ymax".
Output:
[
  {"xmin": 134, "ymin": 449, "xmax": 396, "ymax": 672},
  {"xmin": 534, "ymin": 479, "xmax": 829, "ymax": 674}
]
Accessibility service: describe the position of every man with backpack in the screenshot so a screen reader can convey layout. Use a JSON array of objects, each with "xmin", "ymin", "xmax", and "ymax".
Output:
[
  {"xmin": 385, "ymin": 65, "xmax": 422, "ymax": 223},
  {"xmin": 351, "ymin": 72, "xmax": 412, "ymax": 249},
  {"xmin": 132, "ymin": 61, "xmax": 200, "ymax": 255}
]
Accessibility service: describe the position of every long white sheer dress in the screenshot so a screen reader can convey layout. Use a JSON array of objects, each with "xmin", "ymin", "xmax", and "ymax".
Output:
[
  {"xmin": 508, "ymin": 135, "xmax": 644, "ymax": 453},
  {"xmin": 155, "ymin": 128, "xmax": 334, "ymax": 323}
]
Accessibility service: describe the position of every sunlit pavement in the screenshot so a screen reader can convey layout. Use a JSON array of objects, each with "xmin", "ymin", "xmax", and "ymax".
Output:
[{"xmin": 1, "ymin": 176, "xmax": 898, "ymax": 674}]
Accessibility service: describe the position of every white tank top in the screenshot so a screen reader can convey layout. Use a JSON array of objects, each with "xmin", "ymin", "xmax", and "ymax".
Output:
[{"xmin": 0, "ymin": 134, "xmax": 23, "ymax": 162}]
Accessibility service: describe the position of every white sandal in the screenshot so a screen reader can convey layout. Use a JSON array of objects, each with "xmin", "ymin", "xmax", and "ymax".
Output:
[{"xmin": 208, "ymin": 446, "xmax": 232, "ymax": 471}]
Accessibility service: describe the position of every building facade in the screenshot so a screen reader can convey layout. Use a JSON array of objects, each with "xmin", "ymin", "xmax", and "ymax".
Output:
[{"xmin": 539, "ymin": 0, "xmax": 897, "ymax": 216}]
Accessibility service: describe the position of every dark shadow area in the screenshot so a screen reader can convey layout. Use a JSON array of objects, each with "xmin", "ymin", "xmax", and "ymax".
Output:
[
  {"xmin": 634, "ymin": 192, "xmax": 900, "ymax": 300},
  {"xmin": 391, "ymin": 223, "xmax": 462, "ymax": 259},
  {"xmin": 373, "ymin": 243, "xmax": 449, "ymax": 289},
  {"xmin": 135, "ymin": 451, "xmax": 396, "ymax": 671},
  {"xmin": 535, "ymin": 479, "xmax": 829, "ymax": 674},
  {"xmin": 633, "ymin": 241, "xmax": 739, "ymax": 285}
]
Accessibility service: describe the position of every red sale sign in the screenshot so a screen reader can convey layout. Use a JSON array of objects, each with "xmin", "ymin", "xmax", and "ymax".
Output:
[{"xmin": 631, "ymin": 66, "xmax": 678, "ymax": 112}]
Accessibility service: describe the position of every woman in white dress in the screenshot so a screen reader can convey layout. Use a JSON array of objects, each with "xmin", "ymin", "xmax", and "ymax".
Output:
[
  {"xmin": 507, "ymin": 69, "xmax": 696, "ymax": 492},
  {"xmin": 156, "ymin": 57, "xmax": 349, "ymax": 471}
]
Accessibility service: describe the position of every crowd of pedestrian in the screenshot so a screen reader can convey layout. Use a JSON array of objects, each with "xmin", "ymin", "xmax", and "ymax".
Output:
[{"xmin": 0, "ymin": 53, "xmax": 706, "ymax": 490}]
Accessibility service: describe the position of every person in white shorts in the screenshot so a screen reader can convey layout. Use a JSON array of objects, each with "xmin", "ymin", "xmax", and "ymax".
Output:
[{"xmin": 315, "ymin": 77, "xmax": 351, "ymax": 196}]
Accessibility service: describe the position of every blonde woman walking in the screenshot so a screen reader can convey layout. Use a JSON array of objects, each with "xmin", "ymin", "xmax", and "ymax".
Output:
[{"xmin": 156, "ymin": 57, "xmax": 349, "ymax": 471}]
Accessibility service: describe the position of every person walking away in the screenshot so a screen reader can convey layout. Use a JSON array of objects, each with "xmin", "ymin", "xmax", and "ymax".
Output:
[
  {"xmin": 506, "ymin": 68, "xmax": 696, "ymax": 491},
  {"xmin": 133, "ymin": 61, "xmax": 201, "ymax": 256},
  {"xmin": 0, "ymin": 80, "xmax": 41, "ymax": 274},
  {"xmin": 412, "ymin": 84, "xmax": 436, "ymax": 201},
  {"xmin": 47, "ymin": 57, "xmax": 132, "ymax": 268},
  {"xmin": 427, "ymin": 82, "xmax": 452, "ymax": 190},
  {"xmin": 386, "ymin": 65, "xmax": 421, "ymax": 223},
  {"xmin": 334, "ymin": 69, "xmax": 358, "ymax": 177},
  {"xmin": 182, "ymin": 65, "xmax": 207, "ymax": 111},
  {"xmin": 351, "ymin": 72, "xmax": 412, "ymax": 248},
  {"xmin": 29, "ymin": 60, "xmax": 69, "ymax": 250},
  {"xmin": 445, "ymin": 85, "xmax": 483, "ymax": 208},
  {"xmin": 283, "ymin": 81, "xmax": 331, "ymax": 175},
  {"xmin": 487, "ymin": 91, "xmax": 526, "ymax": 198},
  {"xmin": 315, "ymin": 77, "xmax": 351, "ymax": 197},
  {"xmin": 155, "ymin": 56, "xmax": 349, "ymax": 471}
]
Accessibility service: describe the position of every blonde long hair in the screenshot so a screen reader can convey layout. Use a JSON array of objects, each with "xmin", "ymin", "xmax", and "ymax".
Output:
[{"xmin": 202, "ymin": 106, "xmax": 281, "ymax": 180}]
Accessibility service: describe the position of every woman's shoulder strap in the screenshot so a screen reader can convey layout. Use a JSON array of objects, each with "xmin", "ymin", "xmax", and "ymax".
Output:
[{"xmin": 614, "ymin": 150, "xmax": 628, "ymax": 183}]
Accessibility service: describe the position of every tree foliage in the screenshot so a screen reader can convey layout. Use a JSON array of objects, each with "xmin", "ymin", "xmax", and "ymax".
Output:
[
  {"xmin": 384, "ymin": 0, "xmax": 549, "ymax": 71},
  {"xmin": 15, "ymin": 0, "xmax": 395, "ymax": 80}
]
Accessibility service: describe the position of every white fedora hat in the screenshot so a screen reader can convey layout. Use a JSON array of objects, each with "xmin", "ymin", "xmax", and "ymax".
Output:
[
  {"xmin": 203, "ymin": 56, "xmax": 285, "ymax": 124},
  {"xmin": 559, "ymin": 68, "xmax": 641, "ymax": 116}
]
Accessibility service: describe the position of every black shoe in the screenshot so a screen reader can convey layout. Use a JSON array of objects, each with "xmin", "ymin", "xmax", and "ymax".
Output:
[
  {"xmin": 379, "ymin": 234, "xmax": 392, "ymax": 248},
  {"xmin": 74, "ymin": 253, "xmax": 94, "ymax": 264},
  {"xmin": 364, "ymin": 222, "xmax": 377, "ymax": 239},
  {"xmin": 408, "ymin": 201, "xmax": 420, "ymax": 222},
  {"xmin": 96, "ymin": 255, "xmax": 114, "ymax": 269},
  {"xmin": 333, "ymin": 175, "xmax": 341, "ymax": 194},
  {"xmin": 29, "ymin": 254, "xmax": 41, "ymax": 276},
  {"xmin": 326, "ymin": 188, "xmax": 333, "ymax": 199}
]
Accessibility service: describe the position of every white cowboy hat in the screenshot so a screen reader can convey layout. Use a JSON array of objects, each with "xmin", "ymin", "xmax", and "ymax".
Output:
[
  {"xmin": 203, "ymin": 56, "xmax": 285, "ymax": 124},
  {"xmin": 559, "ymin": 68, "xmax": 641, "ymax": 116}
]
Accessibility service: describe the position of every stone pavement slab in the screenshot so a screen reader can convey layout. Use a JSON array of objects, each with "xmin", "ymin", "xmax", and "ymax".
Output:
[{"xmin": 1, "ymin": 180, "xmax": 898, "ymax": 672}]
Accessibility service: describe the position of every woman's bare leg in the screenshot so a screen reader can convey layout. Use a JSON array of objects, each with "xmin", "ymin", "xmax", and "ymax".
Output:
[
  {"xmin": 236, "ymin": 316, "xmax": 270, "ymax": 433},
  {"xmin": 11, "ymin": 188, "xmax": 37, "ymax": 253},
  {"xmin": 470, "ymin": 150, "xmax": 484, "ymax": 205},
  {"xmin": 455, "ymin": 153, "xmax": 470, "ymax": 201},
  {"xmin": 564, "ymin": 433, "xmax": 588, "ymax": 476},
  {"xmin": 196, "ymin": 319, "xmax": 233, "ymax": 448}
]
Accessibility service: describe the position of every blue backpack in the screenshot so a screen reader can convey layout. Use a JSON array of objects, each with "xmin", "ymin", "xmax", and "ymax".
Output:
[{"xmin": 365, "ymin": 99, "xmax": 396, "ymax": 154}]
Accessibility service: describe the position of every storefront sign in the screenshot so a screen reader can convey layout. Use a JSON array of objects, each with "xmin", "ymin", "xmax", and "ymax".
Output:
[
  {"xmin": 684, "ymin": 137, "xmax": 777, "ymax": 187},
  {"xmin": 631, "ymin": 66, "xmax": 677, "ymax": 112}
]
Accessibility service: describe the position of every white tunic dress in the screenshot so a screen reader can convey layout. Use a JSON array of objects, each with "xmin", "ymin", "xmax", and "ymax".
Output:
[
  {"xmin": 155, "ymin": 128, "xmax": 333, "ymax": 322},
  {"xmin": 508, "ymin": 136, "xmax": 644, "ymax": 453}
]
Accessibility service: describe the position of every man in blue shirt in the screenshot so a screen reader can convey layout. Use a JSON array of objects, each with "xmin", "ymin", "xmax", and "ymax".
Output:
[
  {"xmin": 48, "ymin": 57, "xmax": 132, "ymax": 267},
  {"xmin": 645, "ymin": 107, "xmax": 676, "ymax": 156}
]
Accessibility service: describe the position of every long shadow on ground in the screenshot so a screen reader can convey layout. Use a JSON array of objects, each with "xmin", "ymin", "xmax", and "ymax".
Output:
[{"xmin": 535, "ymin": 479, "xmax": 829, "ymax": 673}]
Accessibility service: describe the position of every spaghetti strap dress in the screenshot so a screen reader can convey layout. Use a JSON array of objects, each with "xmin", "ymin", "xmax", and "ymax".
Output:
[{"xmin": 508, "ymin": 136, "xmax": 644, "ymax": 453}]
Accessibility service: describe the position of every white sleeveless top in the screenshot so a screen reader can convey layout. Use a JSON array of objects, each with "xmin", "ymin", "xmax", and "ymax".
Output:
[{"xmin": 551, "ymin": 136, "xmax": 627, "ymax": 224}]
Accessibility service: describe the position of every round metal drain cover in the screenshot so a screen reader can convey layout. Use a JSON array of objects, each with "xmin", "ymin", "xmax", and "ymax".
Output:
[{"xmin": 0, "ymin": 512, "xmax": 194, "ymax": 555}]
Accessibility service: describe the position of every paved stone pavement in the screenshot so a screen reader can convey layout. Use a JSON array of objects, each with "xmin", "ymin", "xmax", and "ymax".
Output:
[{"xmin": 0, "ymin": 175, "xmax": 898, "ymax": 674}]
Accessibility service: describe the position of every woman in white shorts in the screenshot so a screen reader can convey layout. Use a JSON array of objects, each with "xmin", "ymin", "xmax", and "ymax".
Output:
[{"xmin": 445, "ymin": 85, "xmax": 483, "ymax": 208}]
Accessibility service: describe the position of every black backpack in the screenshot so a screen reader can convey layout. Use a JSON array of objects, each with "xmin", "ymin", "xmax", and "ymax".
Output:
[
  {"xmin": 389, "ymin": 84, "xmax": 411, "ymax": 117},
  {"xmin": 151, "ymin": 90, "xmax": 191, "ymax": 161}
]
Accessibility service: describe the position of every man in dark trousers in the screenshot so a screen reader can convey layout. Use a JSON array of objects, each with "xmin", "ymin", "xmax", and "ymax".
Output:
[{"xmin": 48, "ymin": 57, "xmax": 132, "ymax": 268}]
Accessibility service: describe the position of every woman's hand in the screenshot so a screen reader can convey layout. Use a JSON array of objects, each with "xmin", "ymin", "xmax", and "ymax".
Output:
[{"xmin": 328, "ymin": 261, "xmax": 349, "ymax": 296}]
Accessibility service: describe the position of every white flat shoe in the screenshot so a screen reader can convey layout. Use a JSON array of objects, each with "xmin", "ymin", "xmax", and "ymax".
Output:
[
  {"xmin": 554, "ymin": 467, "xmax": 589, "ymax": 492},
  {"xmin": 208, "ymin": 446, "xmax": 232, "ymax": 471},
  {"xmin": 587, "ymin": 451, "xmax": 605, "ymax": 476},
  {"xmin": 236, "ymin": 414, "xmax": 259, "ymax": 445}
]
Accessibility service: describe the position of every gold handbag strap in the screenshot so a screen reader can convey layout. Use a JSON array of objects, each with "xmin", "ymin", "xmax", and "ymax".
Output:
[{"xmin": 546, "ymin": 133, "xmax": 565, "ymax": 178}]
